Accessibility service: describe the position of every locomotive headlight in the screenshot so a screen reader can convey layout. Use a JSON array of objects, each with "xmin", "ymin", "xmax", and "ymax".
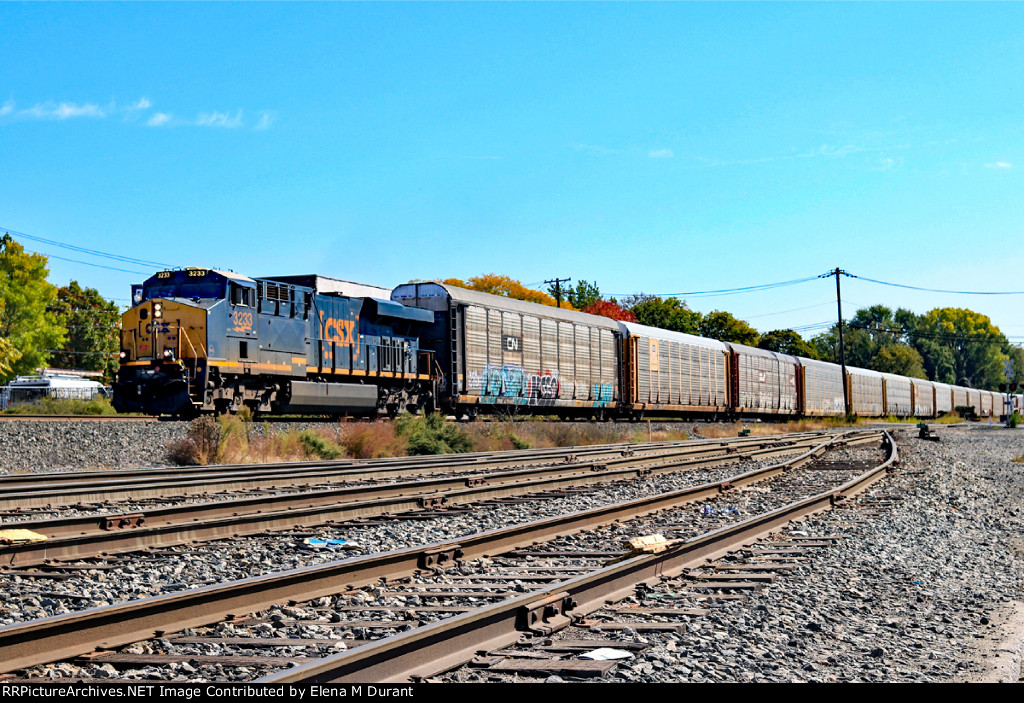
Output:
[
  {"xmin": 119, "ymin": 350, "xmax": 128, "ymax": 360},
  {"xmin": 162, "ymin": 348, "xmax": 174, "ymax": 360},
  {"xmin": 153, "ymin": 302, "xmax": 163, "ymax": 319}
]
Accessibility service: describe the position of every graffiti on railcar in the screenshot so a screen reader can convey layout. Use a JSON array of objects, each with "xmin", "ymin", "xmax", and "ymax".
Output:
[
  {"xmin": 592, "ymin": 382, "xmax": 614, "ymax": 403},
  {"xmin": 468, "ymin": 365, "xmax": 563, "ymax": 401}
]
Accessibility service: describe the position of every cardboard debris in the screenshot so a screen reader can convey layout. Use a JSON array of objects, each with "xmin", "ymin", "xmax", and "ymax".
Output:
[
  {"xmin": 0, "ymin": 529, "xmax": 47, "ymax": 545},
  {"xmin": 624, "ymin": 533, "xmax": 683, "ymax": 554},
  {"xmin": 606, "ymin": 533, "xmax": 685, "ymax": 565}
]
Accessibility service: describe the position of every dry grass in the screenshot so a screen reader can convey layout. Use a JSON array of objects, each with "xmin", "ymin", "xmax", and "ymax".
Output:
[{"xmin": 169, "ymin": 410, "xmax": 979, "ymax": 467}]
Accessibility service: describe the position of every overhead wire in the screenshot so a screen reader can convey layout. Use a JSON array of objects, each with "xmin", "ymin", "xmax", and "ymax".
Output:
[{"xmin": 2, "ymin": 226, "xmax": 172, "ymax": 270}]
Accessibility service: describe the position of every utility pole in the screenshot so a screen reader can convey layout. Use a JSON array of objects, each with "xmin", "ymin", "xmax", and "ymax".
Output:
[
  {"xmin": 545, "ymin": 278, "xmax": 571, "ymax": 308},
  {"xmin": 821, "ymin": 268, "xmax": 851, "ymax": 416}
]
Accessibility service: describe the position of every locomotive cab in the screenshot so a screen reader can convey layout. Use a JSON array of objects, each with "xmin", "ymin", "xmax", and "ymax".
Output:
[{"xmin": 113, "ymin": 268, "xmax": 231, "ymax": 415}]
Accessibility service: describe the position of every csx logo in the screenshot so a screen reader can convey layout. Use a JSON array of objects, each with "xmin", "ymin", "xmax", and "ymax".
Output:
[{"xmin": 320, "ymin": 314, "xmax": 358, "ymax": 345}]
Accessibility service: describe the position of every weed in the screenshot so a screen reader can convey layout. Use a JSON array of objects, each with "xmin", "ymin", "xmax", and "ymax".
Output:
[
  {"xmin": 2, "ymin": 397, "xmax": 118, "ymax": 415},
  {"xmin": 297, "ymin": 430, "xmax": 344, "ymax": 460},
  {"xmin": 165, "ymin": 415, "xmax": 221, "ymax": 465},
  {"xmin": 395, "ymin": 412, "xmax": 472, "ymax": 455}
]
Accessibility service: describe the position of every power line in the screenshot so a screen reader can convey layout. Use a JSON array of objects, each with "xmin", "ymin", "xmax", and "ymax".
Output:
[
  {"xmin": 24, "ymin": 248, "xmax": 150, "ymax": 275},
  {"xmin": 3, "ymin": 226, "xmax": 172, "ymax": 269},
  {"xmin": 609, "ymin": 275, "xmax": 820, "ymax": 299},
  {"xmin": 845, "ymin": 272, "xmax": 1024, "ymax": 296}
]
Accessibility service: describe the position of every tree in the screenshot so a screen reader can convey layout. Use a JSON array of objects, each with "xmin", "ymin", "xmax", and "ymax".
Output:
[
  {"xmin": 0, "ymin": 233, "xmax": 65, "ymax": 382},
  {"xmin": 758, "ymin": 329, "xmax": 819, "ymax": 359},
  {"xmin": 560, "ymin": 280, "xmax": 601, "ymax": 311},
  {"xmin": 0, "ymin": 336, "xmax": 21, "ymax": 379},
  {"xmin": 699, "ymin": 311, "xmax": 759, "ymax": 346},
  {"xmin": 626, "ymin": 295, "xmax": 701, "ymax": 334},
  {"xmin": 582, "ymin": 299, "xmax": 637, "ymax": 322},
  {"xmin": 441, "ymin": 274, "xmax": 570, "ymax": 308},
  {"xmin": 50, "ymin": 281, "xmax": 121, "ymax": 381},
  {"xmin": 872, "ymin": 344, "xmax": 927, "ymax": 379},
  {"xmin": 914, "ymin": 308, "xmax": 1007, "ymax": 389}
]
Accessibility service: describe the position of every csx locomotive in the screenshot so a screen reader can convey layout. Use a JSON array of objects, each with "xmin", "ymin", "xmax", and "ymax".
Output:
[
  {"xmin": 114, "ymin": 271, "xmax": 1018, "ymax": 421},
  {"xmin": 113, "ymin": 269, "xmax": 436, "ymax": 416}
]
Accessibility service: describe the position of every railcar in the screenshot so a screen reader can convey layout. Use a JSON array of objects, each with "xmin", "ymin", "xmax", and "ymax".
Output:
[
  {"xmin": 909, "ymin": 378, "xmax": 934, "ymax": 418},
  {"xmin": 390, "ymin": 282, "xmax": 620, "ymax": 420},
  {"xmin": 880, "ymin": 372, "xmax": 913, "ymax": 417},
  {"xmin": 796, "ymin": 358, "xmax": 845, "ymax": 417},
  {"xmin": 846, "ymin": 367, "xmax": 885, "ymax": 417},
  {"xmin": 615, "ymin": 321, "xmax": 730, "ymax": 420},
  {"xmin": 932, "ymin": 381, "xmax": 953, "ymax": 416},
  {"xmin": 724, "ymin": 343, "xmax": 799, "ymax": 417},
  {"xmin": 113, "ymin": 269, "xmax": 436, "ymax": 416}
]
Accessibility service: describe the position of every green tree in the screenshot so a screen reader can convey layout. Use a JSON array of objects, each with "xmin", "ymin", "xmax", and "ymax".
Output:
[
  {"xmin": 914, "ymin": 308, "xmax": 1007, "ymax": 389},
  {"xmin": 0, "ymin": 336, "xmax": 21, "ymax": 379},
  {"xmin": 699, "ymin": 310, "xmax": 759, "ymax": 346},
  {"xmin": 626, "ymin": 295, "xmax": 702, "ymax": 334},
  {"xmin": 872, "ymin": 344, "xmax": 927, "ymax": 379},
  {"xmin": 559, "ymin": 280, "xmax": 601, "ymax": 311},
  {"xmin": 50, "ymin": 281, "xmax": 121, "ymax": 381},
  {"xmin": 0, "ymin": 233, "xmax": 65, "ymax": 382},
  {"xmin": 758, "ymin": 329, "xmax": 819, "ymax": 359}
]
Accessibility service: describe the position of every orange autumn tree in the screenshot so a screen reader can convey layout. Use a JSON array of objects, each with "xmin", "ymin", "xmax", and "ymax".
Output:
[{"xmin": 441, "ymin": 274, "xmax": 573, "ymax": 309}]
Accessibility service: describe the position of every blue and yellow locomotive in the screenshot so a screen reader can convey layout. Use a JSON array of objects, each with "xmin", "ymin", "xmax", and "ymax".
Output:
[{"xmin": 113, "ymin": 269, "xmax": 436, "ymax": 416}]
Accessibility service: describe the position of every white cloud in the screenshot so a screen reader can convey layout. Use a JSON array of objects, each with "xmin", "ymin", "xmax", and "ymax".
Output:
[
  {"xmin": 147, "ymin": 112, "xmax": 172, "ymax": 127},
  {"xmin": 254, "ymin": 111, "xmax": 274, "ymax": 131},
  {"xmin": 20, "ymin": 101, "xmax": 106, "ymax": 119},
  {"xmin": 648, "ymin": 149, "xmax": 674, "ymax": 158},
  {"xmin": 986, "ymin": 161, "xmax": 1012, "ymax": 169},
  {"xmin": 0, "ymin": 101, "xmax": 13, "ymax": 116},
  {"xmin": 196, "ymin": 110, "xmax": 244, "ymax": 128},
  {"xmin": 131, "ymin": 98, "xmax": 152, "ymax": 111}
]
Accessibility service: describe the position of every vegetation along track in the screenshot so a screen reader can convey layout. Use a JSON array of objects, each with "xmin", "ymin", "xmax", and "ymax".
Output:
[
  {"xmin": 0, "ymin": 432, "xmax": 859, "ymax": 566},
  {"xmin": 0, "ymin": 430, "xmax": 892, "ymax": 681}
]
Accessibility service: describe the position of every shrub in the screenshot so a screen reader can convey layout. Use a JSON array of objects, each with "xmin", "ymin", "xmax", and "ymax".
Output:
[
  {"xmin": 395, "ymin": 412, "xmax": 472, "ymax": 455},
  {"xmin": 165, "ymin": 415, "xmax": 221, "ymax": 465},
  {"xmin": 298, "ymin": 430, "xmax": 344, "ymax": 460},
  {"xmin": 1009, "ymin": 412, "xmax": 1020, "ymax": 429}
]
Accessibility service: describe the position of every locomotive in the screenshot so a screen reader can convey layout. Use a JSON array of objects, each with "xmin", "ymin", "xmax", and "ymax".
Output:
[
  {"xmin": 114, "ymin": 270, "xmax": 1015, "ymax": 421},
  {"xmin": 113, "ymin": 269, "xmax": 437, "ymax": 417}
]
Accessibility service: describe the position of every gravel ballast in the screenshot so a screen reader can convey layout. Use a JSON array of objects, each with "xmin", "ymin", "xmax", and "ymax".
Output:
[{"xmin": 0, "ymin": 422, "xmax": 1021, "ymax": 683}]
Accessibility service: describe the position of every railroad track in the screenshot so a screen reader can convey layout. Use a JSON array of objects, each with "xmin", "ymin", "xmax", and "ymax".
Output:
[
  {"xmin": 0, "ymin": 430, "xmax": 894, "ymax": 681},
  {"xmin": 0, "ymin": 415, "xmax": 160, "ymax": 423},
  {"xmin": 0, "ymin": 432, "xmax": 834, "ymax": 508},
  {"xmin": 0, "ymin": 432, "xmax": 861, "ymax": 567}
]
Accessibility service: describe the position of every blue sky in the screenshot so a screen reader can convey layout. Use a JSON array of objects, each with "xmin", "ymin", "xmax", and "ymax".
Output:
[{"xmin": 2, "ymin": 3, "xmax": 1022, "ymax": 342}]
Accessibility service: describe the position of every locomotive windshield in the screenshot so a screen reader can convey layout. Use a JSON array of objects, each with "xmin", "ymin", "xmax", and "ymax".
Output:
[{"xmin": 141, "ymin": 270, "xmax": 226, "ymax": 301}]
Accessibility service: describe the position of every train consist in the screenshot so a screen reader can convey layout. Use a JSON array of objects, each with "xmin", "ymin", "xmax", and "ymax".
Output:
[{"xmin": 114, "ymin": 270, "xmax": 1019, "ymax": 421}]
